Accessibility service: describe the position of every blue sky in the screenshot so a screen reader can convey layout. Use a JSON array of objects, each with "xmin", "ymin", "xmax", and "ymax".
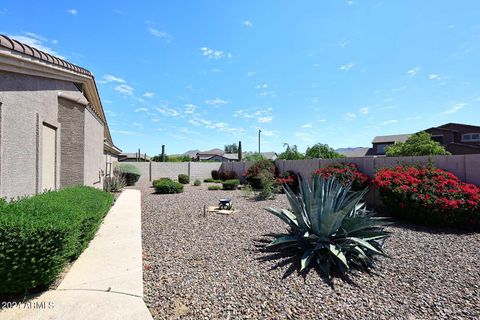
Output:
[{"xmin": 2, "ymin": 1, "xmax": 479, "ymax": 155}]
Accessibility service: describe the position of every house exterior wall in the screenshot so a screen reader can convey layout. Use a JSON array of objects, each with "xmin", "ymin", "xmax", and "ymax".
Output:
[
  {"xmin": 0, "ymin": 71, "xmax": 64, "ymax": 198},
  {"xmin": 0, "ymin": 70, "xmax": 107, "ymax": 198},
  {"xmin": 425, "ymin": 128, "xmax": 455, "ymax": 145},
  {"xmin": 58, "ymin": 98, "xmax": 85, "ymax": 187},
  {"xmin": 83, "ymin": 107, "xmax": 104, "ymax": 188}
]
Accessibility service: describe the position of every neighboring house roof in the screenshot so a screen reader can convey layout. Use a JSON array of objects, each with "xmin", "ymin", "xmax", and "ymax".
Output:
[
  {"xmin": 260, "ymin": 152, "xmax": 278, "ymax": 160},
  {"xmin": 336, "ymin": 147, "xmax": 371, "ymax": 157},
  {"xmin": 437, "ymin": 122, "xmax": 480, "ymax": 131},
  {"xmin": 223, "ymin": 153, "xmax": 239, "ymax": 160},
  {"xmin": 372, "ymin": 134, "xmax": 412, "ymax": 144},
  {"xmin": 0, "ymin": 34, "xmax": 120, "ymax": 154},
  {"xmin": 118, "ymin": 153, "xmax": 151, "ymax": 161}
]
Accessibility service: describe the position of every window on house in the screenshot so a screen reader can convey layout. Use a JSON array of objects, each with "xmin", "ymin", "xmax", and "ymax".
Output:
[
  {"xmin": 462, "ymin": 133, "xmax": 480, "ymax": 142},
  {"xmin": 376, "ymin": 143, "xmax": 390, "ymax": 154}
]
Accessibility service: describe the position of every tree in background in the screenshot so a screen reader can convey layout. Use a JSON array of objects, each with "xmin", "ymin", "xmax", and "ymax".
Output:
[
  {"xmin": 305, "ymin": 143, "xmax": 344, "ymax": 159},
  {"xmin": 385, "ymin": 131, "xmax": 450, "ymax": 157},
  {"xmin": 151, "ymin": 154, "xmax": 191, "ymax": 162},
  {"xmin": 277, "ymin": 143, "xmax": 304, "ymax": 160},
  {"xmin": 243, "ymin": 152, "xmax": 266, "ymax": 162},
  {"xmin": 224, "ymin": 143, "xmax": 238, "ymax": 153}
]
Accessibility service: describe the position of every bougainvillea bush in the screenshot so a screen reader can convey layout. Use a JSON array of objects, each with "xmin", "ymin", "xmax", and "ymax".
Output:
[
  {"xmin": 244, "ymin": 159, "xmax": 277, "ymax": 190},
  {"xmin": 314, "ymin": 162, "xmax": 370, "ymax": 191},
  {"xmin": 277, "ymin": 171, "xmax": 299, "ymax": 194},
  {"xmin": 374, "ymin": 165, "xmax": 480, "ymax": 229}
]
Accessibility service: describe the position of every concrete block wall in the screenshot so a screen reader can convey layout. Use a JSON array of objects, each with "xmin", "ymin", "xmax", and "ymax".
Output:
[{"xmin": 221, "ymin": 154, "xmax": 480, "ymax": 206}]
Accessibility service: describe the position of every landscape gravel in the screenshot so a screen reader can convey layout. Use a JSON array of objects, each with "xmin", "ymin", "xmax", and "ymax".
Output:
[{"xmin": 140, "ymin": 182, "xmax": 480, "ymax": 319}]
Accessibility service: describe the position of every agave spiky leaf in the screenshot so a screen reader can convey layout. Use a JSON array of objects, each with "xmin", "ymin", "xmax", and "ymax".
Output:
[{"xmin": 263, "ymin": 174, "xmax": 390, "ymax": 279}]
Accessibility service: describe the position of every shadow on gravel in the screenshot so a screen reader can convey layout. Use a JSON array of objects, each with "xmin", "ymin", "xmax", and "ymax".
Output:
[{"xmin": 251, "ymin": 237, "xmax": 366, "ymax": 289}]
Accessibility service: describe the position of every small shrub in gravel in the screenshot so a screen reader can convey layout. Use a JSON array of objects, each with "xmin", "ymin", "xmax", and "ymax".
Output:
[
  {"xmin": 222, "ymin": 179, "xmax": 240, "ymax": 190},
  {"xmin": 208, "ymin": 185, "xmax": 222, "ymax": 191},
  {"xmin": 211, "ymin": 170, "xmax": 220, "ymax": 180},
  {"xmin": 214, "ymin": 179, "xmax": 223, "ymax": 183},
  {"xmin": 178, "ymin": 174, "xmax": 190, "ymax": 184},
  {"xmin": 263, "ymin": 175, "xmax": 389, "ymax": 278},
  {"xmin": 314, "ymin": 162, "xmax": 369, "ymax": 191},
  {"xmin": 255, "ymin": 172, "xmax": 276, "ymax": 201},
  {"xmin": 154, "ymin": 179, "xmax": 184, "ymax": 194},
  {"xmin": 117, "ymin": 163, "xmax": 141, "ymax": 186},
  {"xmin": 203, "ymin": 178, "xmax": 215, "ymax": 183},
  {"xmin": 193, "ymin": 179, "xmax": 201, "ymax": 186},
  {"xmin": 374, "ymin": 165, "xmax": 480, "ymax": 229}
]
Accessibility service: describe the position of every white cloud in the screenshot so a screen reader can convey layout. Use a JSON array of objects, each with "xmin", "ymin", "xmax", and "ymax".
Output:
[
  {"xmin": 200, "ymin": 47, "xmax": 231, "ymax": 60},
  {"xmin": 301, "ymin": 123, "xmax": 312, "ymax": 128},
  {"xmin": 143, "ymin": 92, "xmax": 155, "ymax": 98},
  {"xmin": 261, "ymin": 130, "xmax": 276, "ymax": 137},
  {"xmin": 148, "ymin": 27, "xmax": 171, "ymax": 42},
  {"xmin": 358, "ymin": 106, "xmax": 369, "ymax": 114},
  {"xmin": 345, "ymin": 112, "xmax": 357, "ymax": 119},
  {"xmin": 8, "ymin": 33, "xmax": 63, "ymax": 58},
  {"xmin": 242, "ymin": 20, "xmax": 253, "ymax": 27},
  {"xmin": 381, "ymin": 120, "xmax": 399, "ymax": 125},
  {"xmin": 339, "ymin": 62, "xmax": 355, "ymax": 71},
  {"xmin": 103, "ymin": 74, "xmax": 125, "ymax": 83},
  {"xmin": 184, "ymin": 104, "xmax": 197, "ymax": 114},
  {"xmin": 257, "ymin": 116, "xmax": 273, "ymax": 123},
  {"xmin": 442, "ymin": 103, "xmax": 465, "ymax": 115},
  {"xmin": 111, "ymin": 129, "xmax": 142, "ymax": 136},
  {"xmin": 105, "ymin": 110, "xmax": 116, "ymax": 117},
  {"xmin": 407, "ymin": 67, "xmax": 420, "ymax": 77},
  {"xmin": 429, "ymin": 74, "xmax": 439, "ymax": 80},
  {"xmin": 246, "ymin": 71, "xmax": 256, "ymax": 77},
  {"xmin": 135, "ymin": 107, "xmax": 148, "ymax": 112},
  {"xmin": 67, "ymin": 9, "xmax": 77, "ymax": 15},
  {"xmin": 205, "ymin": 97, "xmax": 229, "ymax": 107},
  {"xmin": 156, "ymin": 106, "xmax": 181, "ymax": 118},
  {"xmin": 255, "ymin": 83, "xmax": 269, "ymax": 89},
  {"xmin": 259, "ymin": 90, "xmax": 277, "ymax": 98},
  {"xmin": 115, "ymin": 84, "xmax": 133, "ymax": 96}
]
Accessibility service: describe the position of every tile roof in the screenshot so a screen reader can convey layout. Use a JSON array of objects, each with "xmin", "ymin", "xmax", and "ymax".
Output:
[
  {"xmin": 0, "ymin": 34, "xmax": 92, "ymax": 77},
  {"xmin": 372, "ymin": 134, "xmax": 412, "ymax": 144}
]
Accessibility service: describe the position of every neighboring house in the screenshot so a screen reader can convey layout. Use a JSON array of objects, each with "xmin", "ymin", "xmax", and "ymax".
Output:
[
  {"xmin": 0, "ymin": 35, "xmax": 121, "ymax": 199},
  {"xmin": 336, "ymin": 147, "xmax": 371, "ymax": 157},
  {"xmin": 425, "ymin": 123, "xmax": 480, "ymax": 155},
  {"xmin": 369, "ymin": 134, "xmax": 412, "ymax": 156},
  {"xmin": 118, "ymin": 152, "xmax": 151, "ymax": 162},
  {"xmin": 195, "ymin": 150, "xmax": 278, "ymax": 162}
]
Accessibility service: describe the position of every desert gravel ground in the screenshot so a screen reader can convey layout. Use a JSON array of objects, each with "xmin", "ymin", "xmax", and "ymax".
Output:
[{"xmin": 140, "ymin": 181, "xmax": 480, "ymax": 320}]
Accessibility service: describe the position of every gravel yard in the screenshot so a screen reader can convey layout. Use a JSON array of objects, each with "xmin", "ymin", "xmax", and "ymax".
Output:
[{"xmin": 140, "ymin": 182, "xmax": 480, "ymax": 319}]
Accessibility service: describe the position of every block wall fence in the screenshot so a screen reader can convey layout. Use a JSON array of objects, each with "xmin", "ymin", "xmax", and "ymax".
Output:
[
  {"xmin": 220, "ymin": 154, "xmax": 480, "ymax": 206},
  {"xmin": 113, "ymin": 155, "xmax": 480, "ymax": 206}
]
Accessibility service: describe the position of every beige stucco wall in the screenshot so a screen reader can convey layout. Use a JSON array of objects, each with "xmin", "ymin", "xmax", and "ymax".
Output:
[
  {"xmin": 83, "ymin": 107, "xmax": 104, "ymax": 188},
  {"xmin": 0, "ymin": 70, "xmax": 107, "ymax": 198}
]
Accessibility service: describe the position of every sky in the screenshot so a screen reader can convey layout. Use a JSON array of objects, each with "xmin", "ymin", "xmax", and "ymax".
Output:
[{"xmin": 1, "ymin": 1, "xmax": 480, "ymax": 155}]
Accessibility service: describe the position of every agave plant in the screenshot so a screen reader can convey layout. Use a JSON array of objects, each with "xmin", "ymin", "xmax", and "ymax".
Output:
[{"xmin": 264, "ymin": 175, "xmax": 390, "ymax": 278}]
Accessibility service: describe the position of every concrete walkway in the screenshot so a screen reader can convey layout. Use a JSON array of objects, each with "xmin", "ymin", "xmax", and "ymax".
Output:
[{"xmin": 1, "ymin": 189, "xmax": 152, "ymax": 320}]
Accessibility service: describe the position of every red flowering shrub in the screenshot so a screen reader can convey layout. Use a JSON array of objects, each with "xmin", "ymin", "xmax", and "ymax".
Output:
[
  {"xmin": 374, "ymin": 165, "xmax": 480, "ymax": 229},
  {"xmin": 277, "ymin": 170, "xmax": 299, "ymax": 194},
  {"xmin": 244, "ymin": 160, "xmax": 277, "ymax": 190},
  {"xmin": 314, "ymin": 162, "xmax": 370, "ymax": 191}
]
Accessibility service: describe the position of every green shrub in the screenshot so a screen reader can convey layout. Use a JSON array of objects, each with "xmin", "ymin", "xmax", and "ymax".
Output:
[
  {"xmin": 153, "ymin": 179, "xmax": 184, "ymax": 194},
  {"xmin": 255, "ymin": 172, "xmax": 276, "ymax": 200},
  {"xmin": 0, "ymin": 186, "xmax": 113, "ymax": 297},
  {"xmin": 203, "ymin": 178, "xmax": 215, "ymax": 183},
  {"xmin": 117, "ymin": 164, "xmax": 141, "ymax": 186},
  {"xmin": 263, "ymin": 176, "xmax": 389, "ymax": 278},
  {"xmin": 103, "ymin": 168, "xmax": 126, "ymax": 192},
  {"xmin": 245, "ymin": 160, "xmax": 277, "ymax": 190},
  {"xmin": 211, "ymin": 170, "xmax": 220, "ymax": 180},
  {"xmin": 222, "ymin": 179, "xmax": 240, "ymax": 190},
  {"xmin": 214, "ymin": 179, "xmax": 223, "ymax": 183},
  {"xmin": 208, "ymin": 185, "xmax": 222, "ymax": 191},
  {"xmin": 219, "ymin": 170, "xmax": 238, "ymax": 181},
  {"xmin": 178, "ymin": 174, "xmax": 189, "ymax": 184},
  {"xmin": 193, "ymin": 179, "xmax": 201, "ymax": 186}
]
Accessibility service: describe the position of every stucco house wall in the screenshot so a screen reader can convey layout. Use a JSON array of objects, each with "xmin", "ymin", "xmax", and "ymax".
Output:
[
  {"xmin": 0, "ymin": 71, "xmax": 71, "ymax": 198},
  {"xmin": 84, "ymin": 107, "xmax": 104, "ymax": 187}
]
